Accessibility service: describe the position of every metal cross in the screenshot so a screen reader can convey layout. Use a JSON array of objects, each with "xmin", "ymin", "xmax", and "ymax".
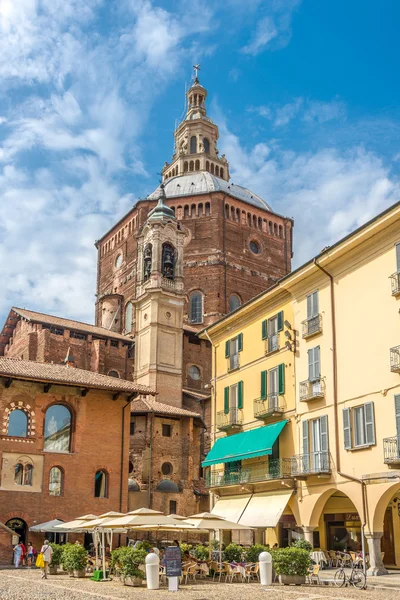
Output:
[{"xmin": 193, "ymin": 64, "xmax": 201, "ymax": 79}]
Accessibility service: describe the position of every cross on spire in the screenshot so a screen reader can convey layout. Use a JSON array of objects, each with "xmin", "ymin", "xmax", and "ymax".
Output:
[{"xmin": 193, "ymin": 63, "xmax": 201, "ymax": 81}]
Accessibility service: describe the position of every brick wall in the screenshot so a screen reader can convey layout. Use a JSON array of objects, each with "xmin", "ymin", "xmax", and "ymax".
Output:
[{"xmin": 0, "ymin": 529, "xmax": 14, "ymax": 565}]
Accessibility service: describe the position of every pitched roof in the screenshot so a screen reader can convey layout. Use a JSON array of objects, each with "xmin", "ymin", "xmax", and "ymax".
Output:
[
  {"xmin": 182, "ymin": 388, "xmax": 211, "ymax": 400},
  {"xmin": 4, "ymin": 307, "xmax": 132, "ymax": 343},
  {"xmin": 131, "ymin": 397, "xmax": 201, "ymax": 419},
  {"xmin": 0, "ymin": 357, "xmax": 154, "ymax": 395}
]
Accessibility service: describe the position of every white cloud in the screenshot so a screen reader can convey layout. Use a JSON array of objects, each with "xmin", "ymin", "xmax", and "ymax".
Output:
[
  {"xmin": 250, "ymin": 97, "xmax": 346, "ymax": 127},
  {"xmin": 274, "ymin": 98, "xmax": 303, "ymax": 126},
  {"xmin": 241, "ymin": 0, "xmax": 301, "ymax": 55},
  {"xmin": 303, "ymin": 99, "xmax": 346, "ymax": 124},
  {"xmin": 241, "ymin": 17, "xmax": 278, "ymax": 55}
]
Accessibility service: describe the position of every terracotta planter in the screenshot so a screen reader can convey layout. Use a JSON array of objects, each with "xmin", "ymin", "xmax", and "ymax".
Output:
[
  {"xmin": 48, "ymin": 566, "xmax": 58, "ymax": 575},
  {"xmin": 123, "ymin": 576, "xmax": 143, "ymax": 587},
  {"xmin": 73, "ymin": 569, "xmax": 86, "ymax": 578},
  {"xmin": 279, "ymin": 574, "xmax": 306, "ymax": 586}
]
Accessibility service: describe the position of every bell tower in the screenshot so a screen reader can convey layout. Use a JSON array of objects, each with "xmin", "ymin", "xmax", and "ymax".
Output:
[
  {"xmin": 162, "ymin": 66, "xmax": 230, "ymax": 182},
  {"xmin": 134, "ymin": 185, "xmax": 186, "ymax": 407}
]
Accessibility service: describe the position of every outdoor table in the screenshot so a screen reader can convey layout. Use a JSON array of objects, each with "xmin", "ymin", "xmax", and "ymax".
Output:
[{"xmin": 310, "ymin": 551, "xmax": 328, "ymax": 568}]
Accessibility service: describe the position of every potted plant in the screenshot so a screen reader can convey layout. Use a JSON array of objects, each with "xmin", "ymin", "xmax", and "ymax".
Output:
[
  {"xmin": 245, "ymin": 544, "xmax": 270, "ymax": 563},
  {"xmin": 272, "ymin": 547, "xmax": 312, "ymax": 585},
  {"xmin": 61, "ymin": 543, "xmax": 88, "ymax": 578},
  {"xmin": 292, "ymin": 539, "xmax": 313, "ymax": 552},
  {"xmin": 224, "ymin": 543, "xmax": 242, "ymax": 563},
  {"xmin": 111, "ymin": 547, "xmax": 147, "ymax": 587},
  {"xmin": 48, "ymin": 543, "xmax": 63, "ymax": 575}
]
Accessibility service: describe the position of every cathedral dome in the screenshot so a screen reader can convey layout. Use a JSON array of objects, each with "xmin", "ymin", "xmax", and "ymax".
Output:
[
  {"xmin": 155, "ymin": 479, "xmax": 180, "ymax": 493},
  {"xmin": 149, "ymin": 172, "xmax": 272, "ymax": 213}
]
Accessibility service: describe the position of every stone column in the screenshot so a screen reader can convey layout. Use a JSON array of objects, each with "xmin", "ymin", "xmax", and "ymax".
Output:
[
  {"xmin": 365, "ymin": 532, "xmax": 388, "ymax": 576},
  {"xmin": 302, "ymin": 526, "xmax": 316, "ymax": 547}
]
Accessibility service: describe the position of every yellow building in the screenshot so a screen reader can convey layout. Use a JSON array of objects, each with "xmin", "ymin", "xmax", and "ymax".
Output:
[{"xmin": 200, "ymin": 200, "xmax": 400, "ymax": 575}]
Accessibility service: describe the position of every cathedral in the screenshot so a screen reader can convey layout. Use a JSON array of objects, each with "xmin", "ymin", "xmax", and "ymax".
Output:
[{"xmin": 0, "ymin": 71, "xmax": 293, "ymax": 519}]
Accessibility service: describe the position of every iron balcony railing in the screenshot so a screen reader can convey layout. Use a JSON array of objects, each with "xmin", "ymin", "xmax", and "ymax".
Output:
[
  {"xmin": 299, "ymin": 378, "xmax": 325, "ymax": 401},
  {"xmin": 302, "ymin": 315, "xmax": 322, "ymax": 338},
  {"xmin": 205, "ymin": 458, "xmax": 293, "ymax": 488},
  {"xmin": 390, "ymin": 346, "xmax": 400, "ymax": 373},
  {"xmin": 383, "ymin": 436, "xmax": 400, "ymax": 464},
  {"xmin": 216, "ymin": 407, "xmax": 243, "ymax": 431},
  {"xmin": 254, "ymin": 394, "xmax": 284, "ymax": 419},
  {"xmin": 265, "ymin": 332, "xmax": 280, "ymax": 355},
  {"xmin": 390, "ymin": 272, "xmax": 400, "ymax": 296},
  {"xmin": 227, "ymin": 353, "xmax": 240, "ymax": 372},
  {"xmin": 291, "ymin": 452, "xmax": 331, "ymax": 476}
]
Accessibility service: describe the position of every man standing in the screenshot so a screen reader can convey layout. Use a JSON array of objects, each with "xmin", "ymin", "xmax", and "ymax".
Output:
[{"xmin": 40, "ymin": 540, "xmax": 53, "ymax": 579}]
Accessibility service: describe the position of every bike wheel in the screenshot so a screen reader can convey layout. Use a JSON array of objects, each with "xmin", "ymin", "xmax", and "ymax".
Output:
[
  {"xmin": 334, "ymin": 569, "xmax": 346, "ymax": 587},
  {"xmin": 352, "ymin": 570, "xmax": 366, "ymax": 590}
]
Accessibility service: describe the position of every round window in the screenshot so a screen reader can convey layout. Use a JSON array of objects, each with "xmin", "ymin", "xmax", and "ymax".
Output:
[
  {"xmin": 189, "ymin": 365, "xmax": 201, "ymax": 380},
  {"xmin": 249, "ymin": 241, "xmax": 260, "ymax": 254},
  {"xmin": 115, "ymin": 254, "xmax": 123, "ymax": 268},
  {"xmin": 161, "ymin": 462, "xmax": 173, "ymax": 476}
]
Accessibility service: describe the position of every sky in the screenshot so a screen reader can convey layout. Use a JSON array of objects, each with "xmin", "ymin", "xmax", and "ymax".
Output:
[{"xmin": 0, "ymin": 0, "xmax": 399, "ymax": 325}]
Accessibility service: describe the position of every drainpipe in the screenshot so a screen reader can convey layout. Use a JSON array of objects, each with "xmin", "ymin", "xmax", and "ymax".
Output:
[
  {"xmin": 148, "ymin": 413, "xmax": 154, "ymax": 509},
  {"xmin": 314, "ymin": 259, "xmax": 367, "ymax": 575},
  {"xmin": 119, "ymin": 396, "xmax": 132, "ymax": 547},
  {"xmin": 204, "ymin": 329, "xmax": 217, "ymax": 511}
]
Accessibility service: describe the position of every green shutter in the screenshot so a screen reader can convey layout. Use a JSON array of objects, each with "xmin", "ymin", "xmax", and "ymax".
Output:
[
  {"xmin": 278, "ymin": 363, "xmax": 285, "ymax": 394},
  {"xmin": 364, "ymin": 402, "xmax": 375, "ymax": 446},
  {"xmin": 261, "ymin": 371, "xmax": 267, "ymax": 400},
  {"xmin": 238, "ymin": 381, "xmax": 243, "ymax": 409},
  {"xmin": 302, "ymin": 420, "xmax": 310, "ymax": 472},
  {"xmin": 343, "ymin": 408, "xmax": 352, "ymax": 450},
  {"xmin": 262, "ymin": 320, "xmax": 267, "ymax": 340},
  {"xmin": 277, "ymin": 311, "xmax": 284, "ymax": 331},
  {"xmin": 224, "ymin": 387, "xmax": 229, "ymax": 414},
  {"xmin": 395, "ymin": 395, "xmax": 400, "ymax": 437},
  {"xmin": 225, "ymin": 340, "xmax": 230, "ymax": 358},
  {"xmin": 238, "ymin": 333, "xmax": 243, "ymax": 352}
]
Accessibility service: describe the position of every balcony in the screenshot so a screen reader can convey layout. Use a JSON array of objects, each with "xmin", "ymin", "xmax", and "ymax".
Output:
[
  {"xmin": 302, "ymin": 315, "xmax": 322, "ymax": 338},
  {"xmin": 205, "ymin": 458, "xmax": 293, "ymax": 488},
  {"xmin": 390, "ymin": 346, "xmax": 400, "ymax": 373},
  {"xmin": 299, "ymin": 378, "xmax": 325, "ymax": 401},
  {"xmin": 291, "ymin": 452, "xmax": 331, "ymax": 477},
  {"xmin": 383, "ymin": 436, "xmax": 400, "ymax": 465},
  {"xmin": 254, "ymin": 394, "xmax": 284, "ymax": 419},
  {"xmin": 390, "ymin": 272, "xmax": 400, "ymax": 296},
  {"xmin": 216, "ymin": 407, "xmax": 243, "ymax": 431},
  {"xmin": 265, "ymin": 332, "xmax": 280, "ymax": 355},
  {"xmin": 227, "ymin": 353, "xmax": 240, "ymax": 372}
]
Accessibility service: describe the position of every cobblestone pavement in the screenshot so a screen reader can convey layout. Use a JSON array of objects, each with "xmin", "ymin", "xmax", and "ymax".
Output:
[{"xmin": 0, "ymin": 569, "xmax": 399, "ymax": 600}]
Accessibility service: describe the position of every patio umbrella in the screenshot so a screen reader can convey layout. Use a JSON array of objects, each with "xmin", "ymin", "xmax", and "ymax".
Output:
[
  {"xmin": 104, "ymin": 508, "xmax": 183, "ymax": 529},
  {"xmin": 54, "ymin": 514, "xmax": 98, "ymax": 531},
  {"xmin": 30, "ymin": 519, "xmax": 68, "ymax": 533}
]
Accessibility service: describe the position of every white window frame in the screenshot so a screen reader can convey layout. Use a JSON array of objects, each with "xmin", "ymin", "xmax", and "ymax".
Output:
[
  {"xmin": 268, "ymin": 367, "xmax": 278, "ymax": 410},
  {"xmin": 229, "ymin": 337, "xmax": 239, "ymax": 370}
]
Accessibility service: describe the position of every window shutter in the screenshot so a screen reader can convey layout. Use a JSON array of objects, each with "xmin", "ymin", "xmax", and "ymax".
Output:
[
  {"xmin": 237, "ymin": 381, "xmax": 243, "ymax": 409},
  {"xmin": 320, "ymin": 415, "xmax": 329, "ymax": 452},
  {"xmin": 395, "ymin": 395, "xmax": 400, "ymax": 437},
  {"xmin": 225, "ymin": 341, "xmax": 230, "ymax": 358},
  {"xmin": 278, "ymin": 363, "xmax": 285, "ymax": 395},
  {"xmin": 315, "ymin": 346, "xmax": 321, "ymax": 378},
  {"xmin": 302, "ymin": 420, "xmax": 309, "ymax": 454},
  {"xmin": 364, "ymin": 402, "xmax": 375, "ymax": 446},
  {"xmin": 238, "ymin": 333, "xmax": 243, "ymax": 352},
  {"xmin": 277, "ymin": 311, "xmax": 284, "ymax": 331},
  {"xmin": 307, "ymin": 294, "xmax": 312, "ymax": 319},
  {"xmin": 260, "ymin": 371, "xmax": 267, "ymax": 400},
  {"xmin": 343, "ymin": 408, "xmax": 352, "ymax": 450},
  {"xmin": 262, "ymin": 320, "xmax": 267, "ymax": 340},
  {"xmin": 308, "ymin": 348, "xmax": 314, "ymax": 381},
  {"xmin": 396, "ymin": 243, "xmax": 400, "ymax": 272},
  {"xmin": 224, "ymin": 387, "xmax": 229, "ymax": 414}
]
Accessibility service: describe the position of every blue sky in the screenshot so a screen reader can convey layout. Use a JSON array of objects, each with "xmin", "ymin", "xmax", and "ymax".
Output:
[{"xmin": 0, "ymin": 0, "xmax": 399, "ymax": 325}]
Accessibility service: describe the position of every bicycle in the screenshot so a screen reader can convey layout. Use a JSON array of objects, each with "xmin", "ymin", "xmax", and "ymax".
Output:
[{"xmin": 334, "ymin": 565, "xmax": 366, "ymax": 589}]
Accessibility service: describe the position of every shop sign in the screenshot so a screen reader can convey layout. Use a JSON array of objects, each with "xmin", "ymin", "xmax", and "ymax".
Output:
[{"xmin": 344, "ymin": 513, "xmax": 359, "ymax": 521}]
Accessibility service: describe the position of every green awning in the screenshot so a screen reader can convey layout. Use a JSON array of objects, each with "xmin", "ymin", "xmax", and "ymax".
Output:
[{"xmin": 202, "ymin": 420, "xmax": 287, "ymax": 467}]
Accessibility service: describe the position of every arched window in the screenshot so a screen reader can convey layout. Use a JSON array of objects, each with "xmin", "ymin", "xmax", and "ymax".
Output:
[
  {"xmin": 115, "ymin": 253, "xmax": 123, "ymax": 269},
  {"xmin": 253, "ymin": 215, "xmax": 257, "ymax": 228},
  {"xmin": 8, "ymin": 410, "xmax": 28, "ymax": 437},
  {"xmin": 195, "ymin": 159, "xmax": 200, "ymax": 170},
  {"xmin": 198, "ymin": 203, "xmax": 203, "ymax": 216},
  {"xmin": 220, "ymin": 168, "xmax": 224, "ymax": 179},
  {"xmin": 269, "ymin": 221, "xmax": 273, "ymax": 234},
  {"xmin": 189, "ymin": 160, "xmax": 194, "ymax": 171},
  {"xmin": 230, "ymin": 206, "xmax": 235, "ymax": 220},
  {"xmin": 205, "ymin": 202, "xmax": 210, "ymax": 216},
  {"xmin": 189, "ymin": 292, "xmax": 203, "ymax": 324},
  {"xmin": 215, "ymin": 166, "xmax": 219, "ymax": 177},
  {"xmin": 14, "ymin": 463, "xmax": 23, "ymax": 485},
  {"xmin": 206, "ymin": 161, "xmax": 210, "ymax": 171},
  {"xmin": 229, "ymin": 294, "xmax": 241, "ymax": 312},
  {"xmin": 247, "ymin": 213, "xmax": 252, "ymax": 227},
  {"xmin": 108, "ymin": 370, "xmax": 120, "ymax": 378},
  {"xmin": 203, "ymin": 138, "xmax": 210, "ymax": 153},
  {"xmin": 125, "ymin": 302, "xmax": 133, "ymax": 333},
  {"xmin": 15, "ymin": 463, "xmax": 33, "ymax": 486},
  {"xmin": 225, "ymin": 204, "xmax": 229, "ymax": 218},
  {"xmin": 191, "ymin": 204, "xmax": 196, "ymax": 217},
  {"xmin": 162, "ymin": 243, "xmax": 176, "ymax": 280},
  {"xmin": 258, "ymin": 217, "xmax": 262, "ymax": 230},
  {"xmin": 236, "ymin": 209, "xmax": 240, "ymax": 222},
  {"xmin": 94, "ymin": 470, "xmax": 108, "ymax": 498},
  {"xmin": 279, "ymin": 225, "xmax": 284, "ymax": 238},
  {"xmin": 184, "ymin": 205, "xmax": 189, "ymax": 217},
  {"xmin": 184, "ymin": 161, "xmax": 188, "ymax": 172},
  {"xmin": 274, "ymin": 223, "xmax": 278, "ymax": 235},
  {"xmin": 143, "ymin": 243, "xmax": 152, "ymax": 281},
  {"xmin": 210, "ymin": 163, "xmax": 215, "ymax": 174},
  {"xmin": 190, "ymin": 136, "xmax": 197, "ymax": 154},
  {"xmin": 49, "ymin": 467, "xmax": 63, "ymax": 496},
  {"xmin": 24, "ymin": 464, "xmax": 33, "ymax": 486},
  {"xmin": 44, "ymin": 405, "xmax": 72, "ymax": 453}
]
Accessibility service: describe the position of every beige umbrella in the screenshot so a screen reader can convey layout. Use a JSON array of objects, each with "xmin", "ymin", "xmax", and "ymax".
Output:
[
  {"xmin": 55, "ymin": 514, "xmax": 98, "ymax": 530},
  {"xmin": 104, "ymin": 508, "xmax": 183, "ymax": 529},
  {"xmin": 81, "ymin": 511, "xmax": 126, "ymax": 529}
]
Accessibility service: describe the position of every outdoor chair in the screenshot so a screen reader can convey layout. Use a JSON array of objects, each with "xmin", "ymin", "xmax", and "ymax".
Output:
[
  {"xmin": 306, "ymin": 564, "xmax": 321, "ymax": 585},
  {"xmin": 212, "ymin": 562, "xmax": 226, "ymax": 582},
  {"xmin": 225, "ymin": 563, "xmax": 242, "ymax": 583},
  {"xmin": 323, "ymin": 551, "xmax": 332, "ymax": 567},
  {"xmin": 328, "ymin": 550, "xmax": 339, "ymax": 566},
  {"xmin": 242, "ymin": 563, "xmax": 256, "ymax": 583},
  {"xmin": 181, "ymin": 562, "xmax": 196, "ymax": 584}
]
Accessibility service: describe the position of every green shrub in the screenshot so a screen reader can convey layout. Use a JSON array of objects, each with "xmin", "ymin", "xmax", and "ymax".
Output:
[
  {"xmin": 193, "ymin": 545, "xmax": 209, "ymax": 561},
  {"xmin": 245, "ymin": 544, "xmax": 270, "ymax": 563},
  {"xmin": 292, "ymin": 539, "xmax": 313, "ymax": 552},
  {"xmin": 209, "ymin": 539, "xmax": 221, "ymax": 551},
  {"xmin": 271, "ymin": 547, "xmax": 312, "ymax": 576},
  {"xmin": 61, "ymin": 543, "xmax": 88, "ymax": 573},
  {"xmin": 134, "ymin": 540, "xmax": 152, "ymax": 552},
  {"xmin": 110, "ymin": 547, "xmax": 147, "ymax": 580},
  {"xmin": 224, "ymin": 543, "xmax": 242, "ymax": 563},
  {"xmin": 49, "ymin": 543, "xmax": 63, "ymax": 566},
  {"xmin": 179, "ymin": 543, "xmax": 192, "ymax": 558}
]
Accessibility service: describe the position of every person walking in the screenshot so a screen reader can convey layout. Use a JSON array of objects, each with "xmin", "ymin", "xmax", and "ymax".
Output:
[
  {"xmin": 27, "ymin": 542, "xmax": 34, "ymax": 568},
  {"xmin": 13, "ymin": 542, "xmax": 23, "ymax": 568},
  {"xmin": 40, "ymin": 540, "xmax": 53, "ymax": 579}
]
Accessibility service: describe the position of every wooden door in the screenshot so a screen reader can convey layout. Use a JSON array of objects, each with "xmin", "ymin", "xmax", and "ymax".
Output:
[{"xmin": 382, "ymin": 508, "xmax": 395, "ymax": 565}]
